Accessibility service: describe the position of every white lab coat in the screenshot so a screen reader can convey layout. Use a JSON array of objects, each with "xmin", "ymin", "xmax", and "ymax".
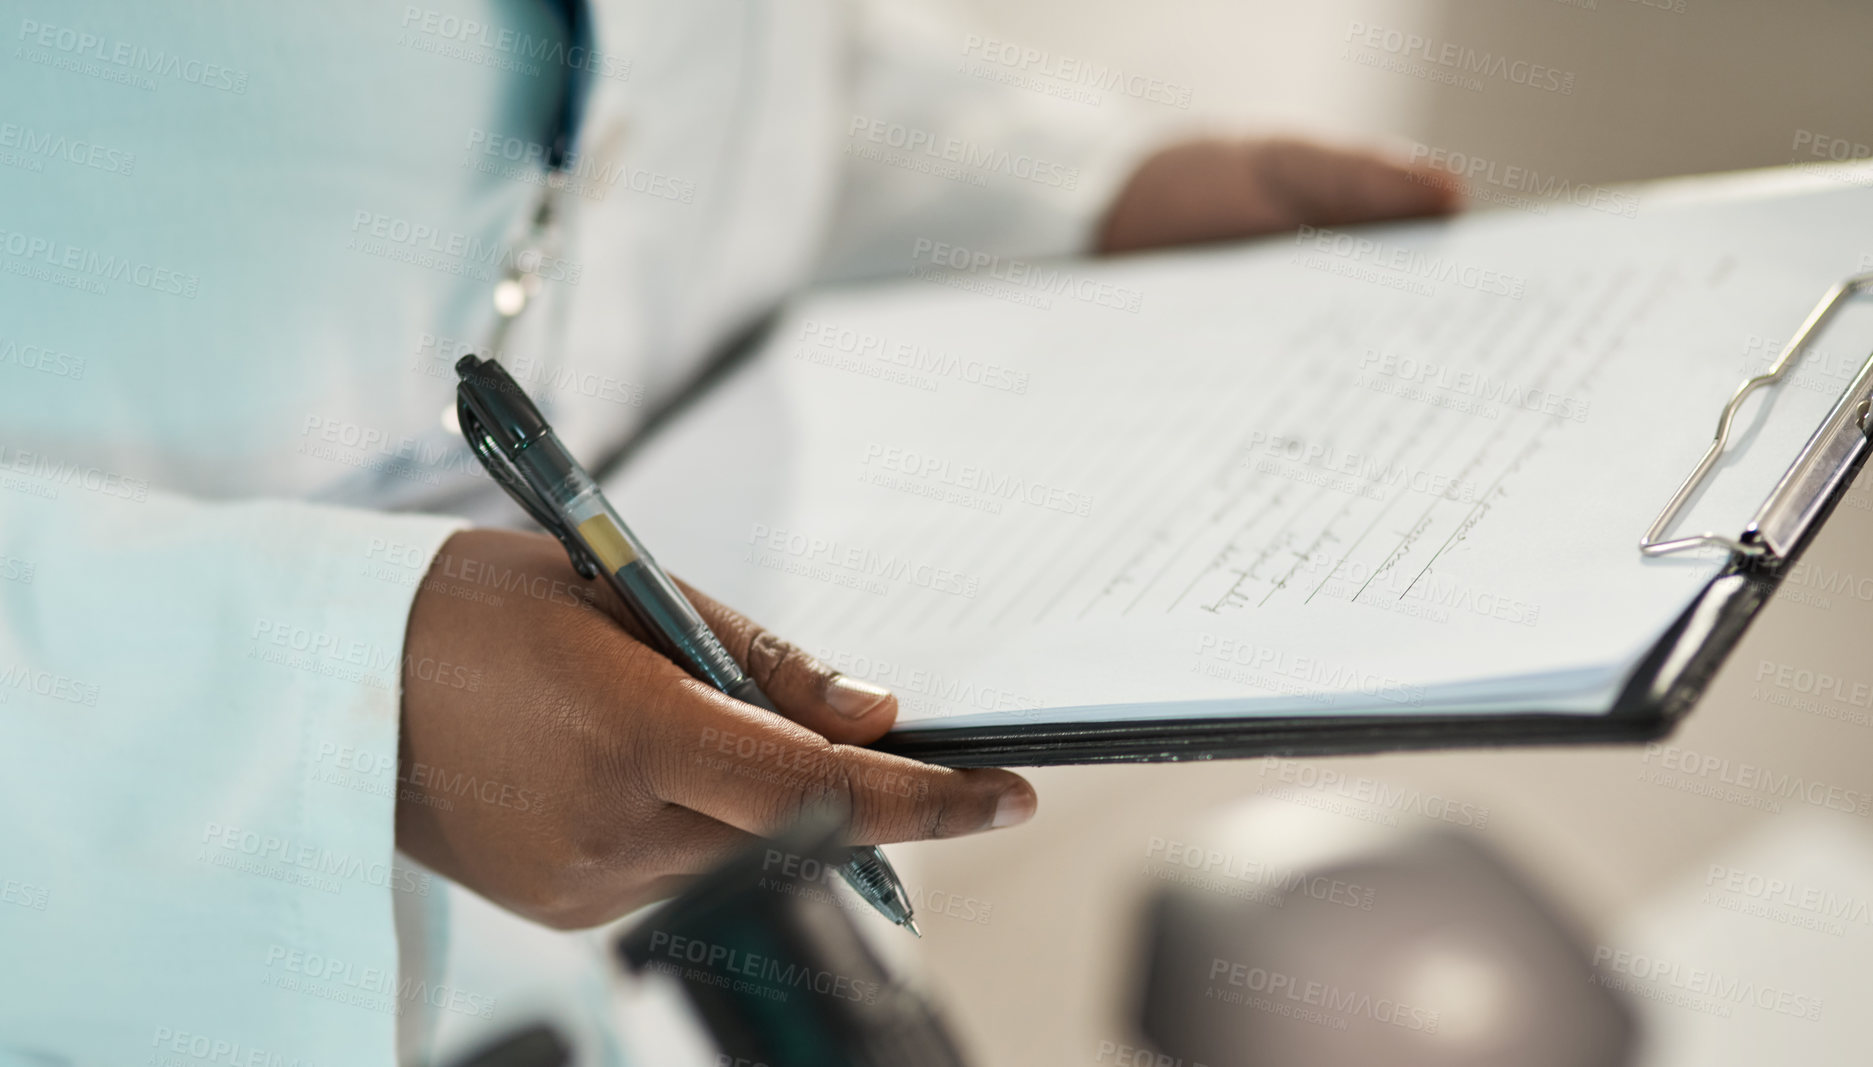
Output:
[{"xmin": 0, "ymin": 1, "xmax": 1151, "ymax": 1062}]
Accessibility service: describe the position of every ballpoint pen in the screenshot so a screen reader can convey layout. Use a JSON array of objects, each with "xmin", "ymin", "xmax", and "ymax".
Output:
[{"xmin": 453, "ymin": 354, "xmax": 921, "ymax": 936}]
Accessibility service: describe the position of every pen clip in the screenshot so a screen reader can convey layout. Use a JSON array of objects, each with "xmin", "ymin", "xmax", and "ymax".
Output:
[{"xmin": 456, "ymin": 395, "xmax": 602, "ymax": 580}]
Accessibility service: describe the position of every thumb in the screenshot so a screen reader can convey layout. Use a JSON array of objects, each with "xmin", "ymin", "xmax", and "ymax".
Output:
[
  {"xmin": 674, "ymin": 578, "xmax": 901, "ymax": 745},
  {"xmin": 1264, "ymin": 138, "xmax": 1466, "ymax": 227}
]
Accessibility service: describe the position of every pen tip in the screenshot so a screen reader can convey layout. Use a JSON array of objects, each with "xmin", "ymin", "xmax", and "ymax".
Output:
[{"xmin": 905, "ymin": 918, "xmax": 923, "ymax": 938}]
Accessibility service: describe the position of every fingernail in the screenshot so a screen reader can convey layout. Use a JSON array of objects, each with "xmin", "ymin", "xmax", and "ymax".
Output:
[
  {"xmin": 825, "ymin": 675, "xmax": 891, "ymax": 721},
  {"xmin": 990, "ymin": 787, "xmax": 1036, "ymax": 829}
]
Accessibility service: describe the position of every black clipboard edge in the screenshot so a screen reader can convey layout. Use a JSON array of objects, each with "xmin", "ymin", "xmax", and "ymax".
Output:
[
  {"xmin": 874, "ymin": 707, "xmax": 1678, "ymax": 769},
  {"xmin": 875, "ymin": 445, "xmax": 1864, "ymax": 769}
]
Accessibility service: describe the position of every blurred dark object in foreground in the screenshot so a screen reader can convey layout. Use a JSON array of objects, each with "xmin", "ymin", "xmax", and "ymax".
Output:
[
  {"xmin": 1138, "ymin": 825, "xmax": 1636, "ymax": 1067},
  {"xmin": 443, "ymin": 1026, "xmax": 571, "ymax": 1067},
  {"xmin": 616, "ymin": 813, "xmax": 970, "ymax": 1067}
]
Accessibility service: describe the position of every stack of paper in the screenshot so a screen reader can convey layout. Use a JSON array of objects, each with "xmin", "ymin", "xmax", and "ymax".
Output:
[{"xmin": 608, "ymin": 171, "xmax": 1873, "ymax": 733}]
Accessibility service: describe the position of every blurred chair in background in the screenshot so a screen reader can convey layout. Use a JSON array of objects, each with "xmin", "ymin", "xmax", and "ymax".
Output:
[
  {"xmin": 1136, "ymin": 803, "xmax": 1635, "ymax": 1067},
  {"xmin": 616, "ymin": 814, "xmax": 972, "ymax": 1067}
]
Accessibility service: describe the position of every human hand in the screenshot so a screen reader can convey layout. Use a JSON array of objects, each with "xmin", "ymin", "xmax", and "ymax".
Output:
[
  {"xmin": 1097, "ymin": 136, "xmax": 1463, "ymax": 254},
  {"xmin": 395, "ymin": 527, "xmax": 1036, "ymax": 929}
]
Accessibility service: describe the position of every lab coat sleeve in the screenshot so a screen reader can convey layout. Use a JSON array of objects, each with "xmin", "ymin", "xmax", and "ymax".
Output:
[
  {"xmin": 0, "ymin": 483, "xmax": 465, "ymax": 1065},
  {"xmin": 817, "ymin": 0, "xmax": 1174, "ymax": 282}
]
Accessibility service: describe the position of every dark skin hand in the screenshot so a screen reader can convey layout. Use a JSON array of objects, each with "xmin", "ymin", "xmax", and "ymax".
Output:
[{"xmin": 397, "ymin": 528, "xmax": 1035, "ymax": 929}]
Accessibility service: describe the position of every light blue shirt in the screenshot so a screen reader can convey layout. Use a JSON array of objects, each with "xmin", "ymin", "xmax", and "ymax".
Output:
[
  {"xmin": 2, "ymin": 1, "xmax": 567, "ymax": 498},
  {"xmin": 0, "ymin": 3, "xmax": 573, "ymax": 1062}
]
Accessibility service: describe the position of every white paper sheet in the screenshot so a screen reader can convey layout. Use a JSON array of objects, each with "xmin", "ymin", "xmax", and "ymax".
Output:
[{"xmin": 607, "ymin": 169, "xmax": 1873, "ymax": 732}]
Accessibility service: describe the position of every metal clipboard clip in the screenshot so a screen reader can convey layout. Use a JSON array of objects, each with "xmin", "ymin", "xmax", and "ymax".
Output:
[{"xmin": 1641, "ymin": 272, "xmax": 1873, "ymax": 561}]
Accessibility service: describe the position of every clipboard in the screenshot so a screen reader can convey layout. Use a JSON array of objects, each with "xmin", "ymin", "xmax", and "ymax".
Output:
[{"xmin": 877, "ymin": 273, "xmax": 1873, "ymax": 768}]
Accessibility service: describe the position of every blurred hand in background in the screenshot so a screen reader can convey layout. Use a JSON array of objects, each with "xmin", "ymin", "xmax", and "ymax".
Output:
[{"xmin": 1098, "ymin": 137, "xmax": 1464, "ymax": 254}]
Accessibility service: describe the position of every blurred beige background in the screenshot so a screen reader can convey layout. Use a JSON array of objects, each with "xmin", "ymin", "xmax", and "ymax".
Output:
[
  {"xmin": 946, "ymin": 0, "xmax": 1873, "ymax": 181},
  {"xmin": 883, "ymin": 3, "xmax": 1873, "ymax": 1065}
]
